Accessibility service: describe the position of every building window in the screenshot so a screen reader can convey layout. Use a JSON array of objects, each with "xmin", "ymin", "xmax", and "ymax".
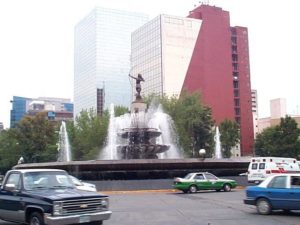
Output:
[
  {"xmin": 233, "ymin": 80, "xmax": 239, "ymax": 89},
  {"xmin": 234, "ymin": 90, "xmax": 239, "ymax": 97},
  {"xmin": 233, "ymin": 71, "xmax": 239, "ymax": 77},
  {"xmin": 234, "ymin": 99, "xmax": 240, "ymax": 107},
  {"xmin": 235, "ymin": 117, "xmax": 240, "ymax": 124},
  {"xmin": 231, "ymin": 45, "xmax": 237, "ymax": 53},
  {"xmin": 231, "ymin": 36, "xmax": 237, "ymax": 45},
  {"xmin": 232, "ymin": 63, "xmax": 238, "ymax": 71},
  {"xmin": 235, "ymin": 108, "xmax": 240, "ymax": 116},
  {"xmin": 232, "ymin": 54, "xmax": 238, "ymax": 62},
  {"xmin": 231, "ymin": 27, "xmax": 237, "ymax": 36}
]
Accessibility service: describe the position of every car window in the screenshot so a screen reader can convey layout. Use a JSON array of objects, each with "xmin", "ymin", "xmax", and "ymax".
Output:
[
  {"xmin": 267, "ymin": 176, "xmax": 287, "ymax": 188},
  {"xmin": 259, "ymin": 163, "xmax": 265, "ymax": 169},
  {"xmin": 251, "ymin": 163, "xmax": 258, "ymax": 170},
  {"xmin": 5, "ymin": 173, "xmax": 21, "ymax": 190},
  {"xmin": 205, "ymin": 173, "xmax": 217, "ymax": 180},
  {"xmin": 291, "ymin": 176, "xmax": 300, "ymax": 188},
  {"xmin": 195, "ymin": 174, "xmax": 204, "ymax": 180}
]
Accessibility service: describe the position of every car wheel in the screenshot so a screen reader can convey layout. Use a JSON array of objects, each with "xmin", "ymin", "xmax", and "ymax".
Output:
[
  {"xmin": 29, "ymin": 212, "xmax": 44, "ymax": 225},
  {"xmin": 256, "ymin": 198, "xmax": 272, "ymax": 215},
  {"xmin": 189, "ymin": 185, "xmax": 197, "ymax": 193},
  {"xmin": 223, "ymin": 184, "xmax": 231, "ymax": 192}
]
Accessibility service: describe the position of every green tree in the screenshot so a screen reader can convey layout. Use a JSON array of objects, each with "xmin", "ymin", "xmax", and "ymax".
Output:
[
  {"xmin": 146, "ymin": 92, "xmax": 214, "ymax": 157},
  {"xmin": 0, "ymin": 129, "xmax": 22, "ymax": 173},
  {"xmin": 70, "ymin": 109, "xmax": 109, "ymax": 160},
  {"xmin": 255, "ymin": 116, "xmax": 300, "ymax": 158},
  {"xmin": 219, "ymin": 119, "xmax": 240, "ymax": 158},
  {"xmin": 13, "ymin": 112, "xmax": 57, "ymax": 163}
]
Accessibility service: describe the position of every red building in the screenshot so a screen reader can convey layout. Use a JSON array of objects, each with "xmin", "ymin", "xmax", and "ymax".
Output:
[{"xmin": 183, "ymin": 5, "xmax": 254, "ymax": 156}]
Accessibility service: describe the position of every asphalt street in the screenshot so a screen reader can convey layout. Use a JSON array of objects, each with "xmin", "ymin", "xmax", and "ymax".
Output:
[
  {"xmin": 103, "ymin": 189, "xmax": 300, "ymax": 225},
  {"xmin": 0, "ymin": 189, "xmax": 299, "ymax": 225}
]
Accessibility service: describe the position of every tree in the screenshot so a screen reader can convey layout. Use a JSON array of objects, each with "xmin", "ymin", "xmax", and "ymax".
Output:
[
  {"xmin": 219, "ymin": 119, "xmax": 240, "ymax": 158},
  {"xmin": 255, "ymin": 116, "xmax": 300, "ymax": 158},
  {"xmin": 146, "ymin": 91, "xmax": 214, "ymax": 157},
  {"xmin": 0, "ymin": 129, "xmax": 22, "ymax": 173},
  {"xmin": 70, "ymin": 109, "xmax": 109, "ymax": 160},
  {"xmin": 13, "ymin": 112, "xmax": 57, "ymax": 163}
]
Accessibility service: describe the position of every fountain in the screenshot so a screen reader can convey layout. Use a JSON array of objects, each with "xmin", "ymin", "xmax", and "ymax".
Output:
[
  {"xmin": 14, "ymin": 76, "xmax": 249, "ymax": 180},
  {"xmin": 57, "ymin": 121, "xmax": 72, "ymax": 162},
  {"xmin": 214, "ymin": 126, "xmax": 222, "ymax": 159},
  {"xmin": 100, "ymin": 74, "xmax": 181, "ymax": 159}
]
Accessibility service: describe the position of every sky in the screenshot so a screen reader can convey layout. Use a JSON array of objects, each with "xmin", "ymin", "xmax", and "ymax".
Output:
[{"xmin": 0, "ymin": 0, "xmax": 300, "ymax": 128}]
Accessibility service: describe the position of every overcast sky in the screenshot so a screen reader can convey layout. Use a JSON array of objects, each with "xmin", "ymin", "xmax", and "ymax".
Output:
[{"xmin": 0, "ymin": 0, "xmax": 299, "ymax": 128}]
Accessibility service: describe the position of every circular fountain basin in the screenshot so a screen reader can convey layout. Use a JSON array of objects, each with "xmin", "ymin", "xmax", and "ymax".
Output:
[
  {"xmin": 117, "ymin": 144, "xmax": 170, "ymax": 159},
  {"xmin": 118, "ymin": 128, "xmax": 162, "ymax": 139}
]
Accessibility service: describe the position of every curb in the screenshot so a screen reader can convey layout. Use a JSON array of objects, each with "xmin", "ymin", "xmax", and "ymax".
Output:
[{"xmin": 100, "ymin": 186, "xmax": 245, "ymax": 194}]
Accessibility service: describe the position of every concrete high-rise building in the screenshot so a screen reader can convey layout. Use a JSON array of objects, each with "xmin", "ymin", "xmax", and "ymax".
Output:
[
  {"xmin": 74, "ymin": 8, "xmax": 148, "ymax": 118},
  {"xmin": 131, "ymin": 4, "xmax": 254, "ymax": 156},
  {"xmin": 270, "ymin": 98, "xmax": 286, "ymax": 119}
]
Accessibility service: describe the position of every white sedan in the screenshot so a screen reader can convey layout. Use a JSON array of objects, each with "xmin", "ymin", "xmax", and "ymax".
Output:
[{"xmin": 69, "ymin": 175, "xmax": 97, "ymax": 192}]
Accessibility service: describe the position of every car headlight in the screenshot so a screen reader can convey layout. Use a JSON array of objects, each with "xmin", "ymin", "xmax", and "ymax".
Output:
[
  {"xmin": 101, "ymin": 198, "xmax": 109, "ymax": 209},
  {"xmin": 53, "ymin": 201, "xmax": 63, "ymax": 216}
]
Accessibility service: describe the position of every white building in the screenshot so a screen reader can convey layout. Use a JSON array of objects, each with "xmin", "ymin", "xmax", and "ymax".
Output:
[
  {"xmin": 130, "ymin": 14, "xmax": 201, "ymax": 98},
  {"xmin": 74, "ymin": 8, "xmax": 148, "ymax": 117},
  {"xmin": 270, "ymin": 98, "xmax": 287, "ymax": 119}
]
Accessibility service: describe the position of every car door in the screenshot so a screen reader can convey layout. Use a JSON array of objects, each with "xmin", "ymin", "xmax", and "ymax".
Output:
[
  {"xmin": 194, "ymin": 174, "xmax": 210, "ymax": 190},
  {"xmin": 265, "ymin": 175, "xmax": 290, "ymax": 209},
  {"xmin": 287, "ymin": 175, "xmax": 300, "ymax": 209},
  {"xmin": 0, "ymin": 172, "xmax": 25, "ymax": 222},
  {"xmin": 204, "ymin": 173, "xmax": 221, "ymax": 189}
]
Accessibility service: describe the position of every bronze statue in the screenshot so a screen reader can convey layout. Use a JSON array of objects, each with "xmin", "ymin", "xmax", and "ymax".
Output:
[{"xmin": 129, "ymin": 73, "xmax": 145, "ymax": 98}]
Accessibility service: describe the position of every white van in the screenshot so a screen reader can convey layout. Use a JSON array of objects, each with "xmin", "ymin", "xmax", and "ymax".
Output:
[{"xmin": 247, "ymin": 157, "xmax": 300, "ymax": 183}]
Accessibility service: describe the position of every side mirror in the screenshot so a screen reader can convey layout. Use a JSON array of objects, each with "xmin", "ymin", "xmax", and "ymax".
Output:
[{"xmin": 4, "ymin": 183, "xmax": 16, "ymax": 192}]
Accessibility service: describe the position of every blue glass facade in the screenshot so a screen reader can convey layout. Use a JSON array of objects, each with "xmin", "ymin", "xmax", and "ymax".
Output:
[{"xmin": 10, "ymin": 96, "xmax": 29, "ymax": 128}]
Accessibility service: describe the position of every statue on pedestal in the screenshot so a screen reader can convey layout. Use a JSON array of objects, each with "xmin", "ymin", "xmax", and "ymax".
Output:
[{"xmin": 129, "ymin": 73, "xmax": 145, "ymax": 99}]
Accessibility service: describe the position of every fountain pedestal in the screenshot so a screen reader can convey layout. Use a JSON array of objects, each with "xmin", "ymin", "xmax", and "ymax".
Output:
[{"xmin": 117, "ymin": 76, "xmax": 170, "ymax": 159}]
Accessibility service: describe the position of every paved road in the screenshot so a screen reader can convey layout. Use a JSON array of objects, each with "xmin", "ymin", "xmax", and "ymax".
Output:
[
  {"xmin": 105, "ymin": 189, "xmax": 299, "ymax": 225},
  {"xmin": 1, "ymin": 189, "xmax": 299, "ymax": 225}
]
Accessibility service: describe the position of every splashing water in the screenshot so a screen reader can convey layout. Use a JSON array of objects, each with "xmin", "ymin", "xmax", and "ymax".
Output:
[
  {"xmin": 100, "ymin": 103, "xmax": 182, "ymax": 159},
  {"xmin": 214, "ymin": 126, "xmax": 222, "ymax": 159},
  {"xmin": 57, "ymin": 121, "xmax": 72, "ymax": 162}
]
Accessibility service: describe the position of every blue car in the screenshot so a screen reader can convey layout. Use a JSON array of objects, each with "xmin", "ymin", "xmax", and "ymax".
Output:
[{"xmin": 244, "ymin": 173, "xmax": 300, "ymax": 215}]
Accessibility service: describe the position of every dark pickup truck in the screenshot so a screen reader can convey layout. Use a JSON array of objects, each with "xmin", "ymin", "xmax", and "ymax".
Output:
[{"xmin": 0, "ymin": 169, "xmax": 112, "ymax": 225}]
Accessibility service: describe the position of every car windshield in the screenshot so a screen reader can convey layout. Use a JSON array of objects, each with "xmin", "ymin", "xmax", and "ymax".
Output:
[
  {"xmin": 69, "ymin": 175, "xmax": 83, "ymax": 186},
  {"xmin": 23, "ymin": 171, "xmax": 74, "ymax": 190}
]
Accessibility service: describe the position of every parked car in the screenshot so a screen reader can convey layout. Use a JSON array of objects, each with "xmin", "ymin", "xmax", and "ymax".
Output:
[
  {"xmin": 173, "ymin": 172, "xmax": 237, "ymax": 193},
  {"xmin": 69, "ymin": 175, "xmax": 97, "ymax": 192},
  {"xmin": 244, "ymin": 173, "xmax": 300, "ymax": 215}
]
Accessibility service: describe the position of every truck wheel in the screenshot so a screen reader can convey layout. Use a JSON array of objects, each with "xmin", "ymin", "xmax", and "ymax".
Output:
[
  {"xmin": 256, "ymin": 198, "xmax": 272, "ymax": 215},
  {"xmin": 29, "ymin": 212, "xmax": 44, "ymax": 225}
]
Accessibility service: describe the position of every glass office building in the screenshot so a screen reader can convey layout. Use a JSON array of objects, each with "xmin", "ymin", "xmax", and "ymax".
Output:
[
  {"xmin": 74, "ymin": 8, "xmax": 148, "ymax": 117},
  {"xmin": 131, "ymin": 15, "xmax": 201, "ymax": 98}
]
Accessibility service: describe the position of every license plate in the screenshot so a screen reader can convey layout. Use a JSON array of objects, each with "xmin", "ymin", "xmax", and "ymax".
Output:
[{"xmin": 79, "ymin": 215, "xmax": 90, "ymax": 223}]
